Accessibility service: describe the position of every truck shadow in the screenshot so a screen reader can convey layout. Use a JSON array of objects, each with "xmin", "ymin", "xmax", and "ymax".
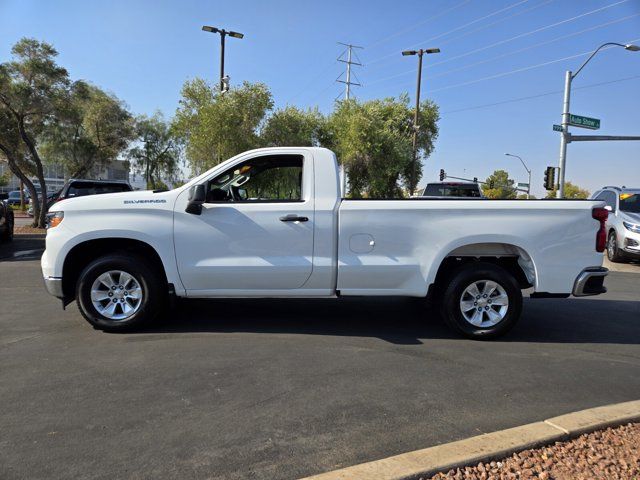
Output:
[{"xmin": 141, "ymin": 296, "xmax": 640, "ymax": 345}]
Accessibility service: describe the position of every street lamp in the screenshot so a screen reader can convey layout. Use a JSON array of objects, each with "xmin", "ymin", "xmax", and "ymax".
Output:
[
  {"xmin": 556, "ymin": 42, "xmax": 639, "ymax": 198},
  {"xmin": 202, "ymin": 25, "xmax": 244, "ymax": 93},
  {"xmin": 402, "ymin": 47, "xmax": 440, "ymax": 195},
  {"xmin": 505, "ymin": 153, "xmax": 531, "ymax": 199}
]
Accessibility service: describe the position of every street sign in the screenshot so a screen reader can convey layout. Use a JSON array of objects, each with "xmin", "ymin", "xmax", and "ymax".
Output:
[
  {"xmin": 569, "ymin": 114, "xmax": 600, "ymax": 130},
  {"xmin": 517, "ymin": 183, "xmax": 529, "ymax": 188},
  {"xmin": 553, "ymin": 124, "xmax": 562, "ymax": 132}
]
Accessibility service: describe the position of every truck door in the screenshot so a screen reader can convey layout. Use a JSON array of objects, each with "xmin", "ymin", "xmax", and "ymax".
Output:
[{"xmin": 173, "ymin": 152, "xmax": 315, "ymax": 293}]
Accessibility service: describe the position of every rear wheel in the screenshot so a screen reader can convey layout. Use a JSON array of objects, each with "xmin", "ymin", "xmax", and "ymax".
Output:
[
  {"xmin": 76, "ymin": 253, "xmax": 164, "ymax": 331},
  {"xmin": 440, "ymin": 262, "xmax": 523, "ymax": 339},
  {"xmin": 606, "ymin": 231, "xmax": 626, "ymax": 263}
]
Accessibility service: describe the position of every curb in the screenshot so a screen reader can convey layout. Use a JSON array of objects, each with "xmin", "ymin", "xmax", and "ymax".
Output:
[{"xmin": 300, "ymin": 400, "xmax": 640, "ymax": 480}]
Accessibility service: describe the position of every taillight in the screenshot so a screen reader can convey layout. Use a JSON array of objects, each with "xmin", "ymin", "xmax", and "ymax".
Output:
[{"xmin": 592, "ymin": 207, "xmax": 608, "ymax": 252}]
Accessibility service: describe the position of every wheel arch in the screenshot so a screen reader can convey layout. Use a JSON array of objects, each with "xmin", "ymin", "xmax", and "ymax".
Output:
[
  {"xmin": 62, "ymin": 238, "xmax": 168, "ymax": 300},
  {"xmin": 429, "ymin": 242, "xmax": 536, "ymax": 298}
]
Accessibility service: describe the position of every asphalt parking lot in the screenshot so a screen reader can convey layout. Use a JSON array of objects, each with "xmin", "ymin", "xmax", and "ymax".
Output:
[{"xmin": 1, "ymin": 236, "xmax": 639, "ymax": 480}]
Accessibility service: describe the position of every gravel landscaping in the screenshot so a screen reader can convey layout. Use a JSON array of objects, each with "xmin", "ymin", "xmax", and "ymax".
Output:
[{"xmin": 428, "ymin": 422, "xmax": 640, "ymax": 480}]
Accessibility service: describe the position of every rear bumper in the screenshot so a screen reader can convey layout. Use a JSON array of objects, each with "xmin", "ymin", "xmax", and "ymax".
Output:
[
  {"xmin": 572, "ymin": 267, "xmax": 608, "ymax": 297},
  {"xmin": 43, "ymin": 276, "xmax": 64, "ymax": 299}
]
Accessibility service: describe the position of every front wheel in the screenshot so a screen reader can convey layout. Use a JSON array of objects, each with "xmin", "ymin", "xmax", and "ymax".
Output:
[
  {"xmin": 440, "ymin": 262, "xmax": 523, "ymax": 339},
  {"xmin": 76, "ymin": 253, "xmax": 165, "ymax": 331},
  {"xmin": 606, "ymin": 231, "xmax": 626, "ymax": 263}
]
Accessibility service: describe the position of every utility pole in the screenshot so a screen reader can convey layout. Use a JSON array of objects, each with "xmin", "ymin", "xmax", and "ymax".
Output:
[
  {"xmin": 202, "ymin": 25, "xmax": 244, "ymax": 92},
  {"xmin": 556, "ymin": 42, "xmax": 639, "ymax": 198},
  {"xmin": 557, "ymin": 70, "xmax": 571, "ymax": 198},
  {"xmin": 337, "ymin": 43, "xmax": 363, "ymax": 100},
  {"xmin": 402, "ymin": 47, "xmax": 440, "ymax": 195}
]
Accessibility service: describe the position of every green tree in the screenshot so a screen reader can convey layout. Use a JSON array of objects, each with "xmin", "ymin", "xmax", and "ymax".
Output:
[
  {"xmin": 0, "ymin": 38, "xmax": 70, "ymax": 227},
  {"xmin": 0, "ymin": 168, "xmax": 10, "ymax": 187},
  {"xmin": 41, "ymin": 81, "xmax": 134, "ymax": 179},
  {"xmin": 545, "ymin": 181, "xmax": 590, "ymax": 199},
  {"xmin": 261, "ymin": 106, "xmax": 325, "ymax": 147},
  {"xmin": 324, "ymin": 95, "xmax": 439, "ymax": 198},
  {"xmin": 172, "ymin": 79, "xmax": 273, "ymax": 174},
  {"xmin": 483, "ymin": 170, "xmax": 517, "ymax": 199},
  {"xmin": 129, "ymin": 112, "xmax": 181, "ymax": 189}
]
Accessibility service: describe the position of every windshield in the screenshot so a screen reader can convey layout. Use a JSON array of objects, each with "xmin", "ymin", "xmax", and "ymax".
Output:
[
  {"xmin": 619, "ymin": 193, "xmax": 640, "ymax": 213},
  {"xmin": 423, "ymin": 184, "xmax": 481, "ymax": 197},
  {"xmin": 66, "ymin": 182, "xmax": 132, "ymax": 197}
]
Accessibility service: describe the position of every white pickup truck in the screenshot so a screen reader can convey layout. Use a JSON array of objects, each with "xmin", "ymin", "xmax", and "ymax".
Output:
[{"xmin": 42, "ymin": 147, "xmax": 609, "ymax": 339}]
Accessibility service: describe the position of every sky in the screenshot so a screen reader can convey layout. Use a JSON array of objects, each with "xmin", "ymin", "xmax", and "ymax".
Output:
[{"xmin": 1, "ymin": 0, "xmax": 639, "ymax": 197}]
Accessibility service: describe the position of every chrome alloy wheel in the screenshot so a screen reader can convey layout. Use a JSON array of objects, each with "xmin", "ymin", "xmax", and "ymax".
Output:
[
  {"xmin": 607, "ymin": 234, "xmax": 617, "ymax": 259},
  {"xmin": 459, "ymin": 279, "xmax": 509, "ymax": 328},
  {"xmin": 90, "ymin": 270, "xmax": 143, "ymax": 321}
]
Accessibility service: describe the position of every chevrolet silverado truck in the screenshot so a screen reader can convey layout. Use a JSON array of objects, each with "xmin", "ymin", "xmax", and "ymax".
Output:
[{"xmin": 42, "ymin": 147, "xmax": 609, "ymax": 339}]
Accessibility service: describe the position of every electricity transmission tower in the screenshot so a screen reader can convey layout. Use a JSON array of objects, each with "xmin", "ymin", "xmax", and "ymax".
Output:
[{"xmin": 336, "ymin": 43, "xmax": 363, "ymax": 100}]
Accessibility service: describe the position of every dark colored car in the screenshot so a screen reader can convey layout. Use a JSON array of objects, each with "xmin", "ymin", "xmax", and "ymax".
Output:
[
  {"xmin": 6, "ymin": 190, "xmax": 28, "ymax": 206},
  {"xmin": 1, "ymin": 199, "xmax": 14, "ymax": 242},
  {"xmin": 421, "ymin": 182, "xmax": 484, "ymax": 198},
  {"xmin": 28, "ymin": 179, "xmax": 133, "ymax": 215}
]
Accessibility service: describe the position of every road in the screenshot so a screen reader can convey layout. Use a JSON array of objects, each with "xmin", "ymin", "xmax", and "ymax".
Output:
[{"xmin": 1, "ymin": 236, "xmax": 639, "ymax": 480}]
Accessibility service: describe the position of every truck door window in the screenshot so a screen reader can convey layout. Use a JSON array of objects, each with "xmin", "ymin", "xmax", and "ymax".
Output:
[{"xmin": 207, "ymin": 155, "xmax": 303, "ymax": 203}]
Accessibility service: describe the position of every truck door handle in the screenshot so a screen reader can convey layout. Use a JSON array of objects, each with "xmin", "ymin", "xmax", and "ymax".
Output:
[{"xmin": 279, "ymin": 214, "xmax": 308, "ymax": 222}]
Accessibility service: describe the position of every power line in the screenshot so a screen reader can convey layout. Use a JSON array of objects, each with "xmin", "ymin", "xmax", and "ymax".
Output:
[
  {"xmin": 436, "ymin": 0, "xmax": 556, "ymax": 49},
  {"xmin": 368, "ymin": 0, "xmax": 533, "ymax": 66},
  {"xmin": 428, "ymin": 39, "xmax": 640, "ymax": 93},
  {"xmin": 426, "ymin": 0, "xmax": 631, "ymax": 69},
  {"xmin": 367, "ymin": 13, "xmax": 639, "ymax": 87},
  {"xmin": 366, "ymin": 0, "xmax": 472, "ymax": 49},
  {"xmin": 285, "ymin": 59, "xmax": 340, "ymax": 105},
  {"xmin": 440, "ymin": 74, "xmax": 640, "ymax": 115}
]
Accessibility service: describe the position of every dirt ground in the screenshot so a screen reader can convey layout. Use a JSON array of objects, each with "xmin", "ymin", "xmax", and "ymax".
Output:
[{"xmin": 428, "ymin": 422, "xmax": 640, "ymax": 480}]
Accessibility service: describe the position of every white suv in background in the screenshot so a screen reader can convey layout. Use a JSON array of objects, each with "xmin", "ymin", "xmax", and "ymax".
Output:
[{"xmin": 591, "ymin": 186, "xmax": 640, "ymax": 263}]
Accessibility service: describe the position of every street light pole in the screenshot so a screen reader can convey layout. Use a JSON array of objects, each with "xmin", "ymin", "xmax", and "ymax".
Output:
[
  {"xmin": 556, "ymin": 42, "xmax": 639, "ymax": 198},
  {"xmin": 411, "ymin": 51, "xmax": 423, "ymax": 196},
  {"xmin": 402, "ymin": 47, "xmax": 440, "ymax": 196},
  {"xmin": 202, "ymin": 25, "xmax": 244, "ymax": 93},
  {"xmin": 505, "ymin": 153, "xmax": 531, "ymax": 199},
  {"xmin": 219, "ymin": 30, "xmax": 226, "ymax": 92}
]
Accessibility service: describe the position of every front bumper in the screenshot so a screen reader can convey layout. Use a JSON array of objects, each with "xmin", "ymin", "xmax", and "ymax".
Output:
[
  {"xmin": 572, "ymin": 267, "xmax": 608, "ymax": 297},
  {"xmin": 621, "ymin": 229, "xmax": 640, "ymax": 256},
  {"xmin": 43, "ymin": 276, "xmax": 64, "ymax": 299}
]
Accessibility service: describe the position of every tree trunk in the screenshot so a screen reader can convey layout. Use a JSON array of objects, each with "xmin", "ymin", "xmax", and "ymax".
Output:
[
  {"xmin": 17, "ymin": 118, "xmax": 47, "ymax": 228},
  {"xmin": 0, "ymin": 144, "xmax": 41, "ymax": 226}
]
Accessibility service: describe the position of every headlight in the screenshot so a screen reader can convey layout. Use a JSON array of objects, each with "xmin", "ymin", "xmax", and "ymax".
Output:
[
  {"xmin": 623, "ymin": 221, "xmax": 640, "ymax": 233},
  {"xmin": 45, "ymin": 211, "xmax": 64, "ymax": 229}
]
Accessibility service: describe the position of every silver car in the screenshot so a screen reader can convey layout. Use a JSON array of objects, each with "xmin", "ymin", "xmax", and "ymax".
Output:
[{"xmin": 590, "ymin": 186, "xmax": 640, "ymax": 262}]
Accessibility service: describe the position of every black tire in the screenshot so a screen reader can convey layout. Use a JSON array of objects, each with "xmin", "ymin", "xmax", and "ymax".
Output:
[
  {"xmin": 606, "ymin": 231, "xmax": 626, "ymax": 263},
  {"xmin": 1, "ymin": 211, "xmax": 13, "ymax": 242},
  {"xmin": 440, "ymin": 262, "xmax": 523, "ymax": 340},
  {"xmin": 76, "ymin": 253, "xmax": 165, "ymax": 331}
]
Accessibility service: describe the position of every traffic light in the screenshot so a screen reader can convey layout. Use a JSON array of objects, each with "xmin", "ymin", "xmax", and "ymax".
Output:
[
  {"xmin": 488, "ymin": 181, "xmax": 494, "ymax": 189},
  {"xmin": 544, "ymin": 166, "xmax": 556, "ymax": 191},
  {"xmin": 439, "ymin": 169, "xmax": 445, "ymax": 181}
]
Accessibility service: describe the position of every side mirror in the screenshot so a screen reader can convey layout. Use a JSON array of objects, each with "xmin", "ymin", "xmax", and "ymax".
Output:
[
  {"xmin": 604, "ymin": 205, "xmax": 613, "ymax": 212},
  {"xmin": 186, "ymin": 184, "xmax": 206, "ymax": 215}
]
